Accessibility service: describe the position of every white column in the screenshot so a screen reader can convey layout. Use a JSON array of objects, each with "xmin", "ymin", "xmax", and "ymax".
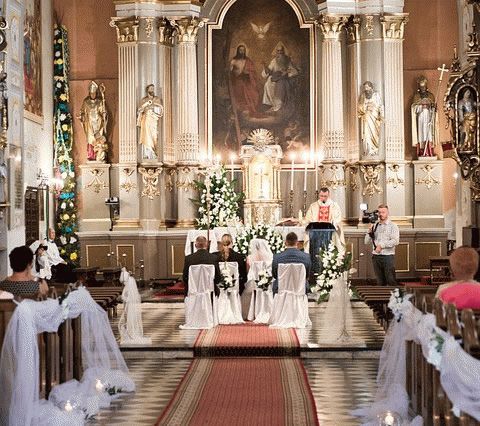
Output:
[
  {"xmin": 318, "ymin": 15, "xmax": 348, "ymax": 161},
  {"xmin": 110, "ymin": 18, "xmax": 141, "ymax": 229},
  {"xmin": 381, "ymin": 15, "xmax": 408, "ymax": 162},
  {"xmin": 170, "ymin": 17, "xmax": 205, "ymax": 227}
]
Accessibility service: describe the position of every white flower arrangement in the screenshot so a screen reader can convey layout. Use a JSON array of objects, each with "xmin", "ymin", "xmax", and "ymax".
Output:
[
  {"xmin": 193, "ymin": 166, "xmax": 243, "ymax": 229},
  {"xmin": 219, "ymin": 267, "xmax": 236, "ymax": 292},
  {"xmin": 256, "ymin": 269, "xmax": 273, "ymax": 291},
  {"xmin": 387, "ymin": 288, "xmax": 413, "ymax": 322},
  {"xmin": 426, "ymin": 328, "xmax": 445, "ymax": 369},
  {"xmin": 310, "ymin": 242, "xmax": 352, "ymax": 302},
  {"xmin": 233, "ymin": 223, "xmax": 284, "ymax": 255}
]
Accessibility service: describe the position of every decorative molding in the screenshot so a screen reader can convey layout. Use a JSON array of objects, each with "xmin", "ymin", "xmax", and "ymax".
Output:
[
  {"xmin": 169, "ymin": 17, "xmax": 207, "ymax": 44},
  {"xmin": 321, "ymin": 164, "xmax": 345, "ymax": 189},
  {"xmin": 316, "ymin": 14, "xmax": 348, "ymax": 40},
  {"xmin": 415, "ymin": 164, "xmax": 440, "ymax": 189},
  {"xmin": 165, "ymin": 168, "xmax": 176, "ymax": 192},
  {"xmin": 138, "ymin": 167, "xmax": 161, "ymax": 200},
  {"xmin": 85, "ymin": 169, "xmax": 108, "ymax": 194},
  {"xmin": 365, "ymin": 15, "xmax": 374, "ymax": 36},
  {"xmin": 176, "ymin": 166, "xmax": 195, "ymax": 191},
  {"xmin": 380, "ymin": 14, "xmax": 408, "ymax": 40},
  {"xmin": 360, "ymin": 164, "xmax": 384, "ymax": 197},
  {"xmin": 176, "ymin": 133, "xmax": 199, "ymax": 162},
  {"xmin": 144, "ymin": 17, "xmax": 154, "ymax": 39},
  {"xmin": 346, "ymin": 16, "xmax": 360, "ymax": 43},
  {"xmin": 158, "ymin": 18, "xmax": 175, "ymax": 46},
  {"xmin": 110, "ymin": 17, "xmax": 140, "ymax": 43},
  {"xmin": 348, "ymin": 166, "xmax": 359, "ymax": 191},
  {"xmin": 387, "ymin": 164, "xmax": 404, "ymax": 188},
  {"xmin": 120, "ymin": 167, "xmax": 136, "ymax": 193}
]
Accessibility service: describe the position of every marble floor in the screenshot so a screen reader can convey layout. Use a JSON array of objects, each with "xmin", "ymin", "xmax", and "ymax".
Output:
[{"xmin": 95, "ymin": 301, "xmax": 383, "ymax": 425}]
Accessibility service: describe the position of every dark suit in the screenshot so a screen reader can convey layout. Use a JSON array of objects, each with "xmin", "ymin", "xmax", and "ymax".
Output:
[
  {"xmin": 272, "ymin": 247, "xmax": 311, "ymax": 294},
  {"xmin": 182, "ymin": 249, "xmax": 221, "ymax": 296},
  {"xmin": 213, "ymin": 249, "xmax": 247, "ymax": 294}
]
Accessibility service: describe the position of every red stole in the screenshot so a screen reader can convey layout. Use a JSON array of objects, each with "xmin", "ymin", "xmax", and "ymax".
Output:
[{"xmin": 317, "ymin": 204, "xmax": 330, "ymax": 222}]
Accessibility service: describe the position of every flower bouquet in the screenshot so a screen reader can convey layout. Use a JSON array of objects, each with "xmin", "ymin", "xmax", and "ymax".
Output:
[
  {"xmin": 219, "ymin": 267, "xmax": 236, "ymax": 292},
  {"xmin": 310, "ymin": 242, "xmax": 352, "ymax": 303},
  {"xmin": 387, "ymin": 288, "xmax": 413, "ymax": 322},
  {"xmin": 255, "ymin": 270, "xmax": 273, "ymax": 291},
  {"xmin": 233, "ymin": 223, "xmax": 284, "ymax": 255}
]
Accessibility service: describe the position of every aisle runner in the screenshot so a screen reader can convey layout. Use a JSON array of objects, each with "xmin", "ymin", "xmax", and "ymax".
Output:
[
  {"xmin": 194, "ymin": 323, "xmax": 300, "ymax": 357},
  {"xmin": 156, "ymin": 358, "xmax": 318, "ymax": 426}
]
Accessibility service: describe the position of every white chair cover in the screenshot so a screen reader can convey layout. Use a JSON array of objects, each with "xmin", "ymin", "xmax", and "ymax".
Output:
[
  {"xmin": 245, "ymin": 261, "xmax": 273, "ymax": 323},
  {"xmin": 0, "ymin": 287, "xmax": 134, "ymax": 426},
  {"xmin": 180, "ymin": 264, "xmax": 218, "ymax": 329},
  {"xmin": 118, "ymin": 269, "xmax": 151, "ymax": 345},
  {"xmin": 217, "ymin": 262, "xmax": 244, "ymax": 324},
  {"xmin": 269, "ymin": 263, "xmax": 311, "ymax": 329}
]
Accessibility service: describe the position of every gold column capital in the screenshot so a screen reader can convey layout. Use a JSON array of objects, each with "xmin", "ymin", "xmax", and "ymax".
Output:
[
  {"xmin": 169, "ymin": 17, "xmax": 208, "ymax": 44},
  {"xmin": 110, "ymin": 17, "xmax": 140, "ymax": 43},
  {"xmin": 380, "ymin": 14, "xmax": 408, "ymax": 40},
  {"xmin": 158, "ymin": 18, "xmax": 176, "ymax": 46},
  {"xmin": 345, "ymin": 16, "xmax": 361, "ymax": 43},
  {"xmin": 316, "ymin": 14, "xmax": 348, "ymax": 40}
]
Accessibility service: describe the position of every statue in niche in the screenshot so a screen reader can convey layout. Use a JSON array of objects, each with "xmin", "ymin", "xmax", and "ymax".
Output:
[
  {"xmin": 0, "ymin": 160, "xmax": 6, "ymax": 203},
  {"xmin": 358, "ymin": 81, "xmax": 384, "ymax": 157},
  {"xmin": 411, "ymin": 76, "xmax": 437, "ymax": 157},
  {"xmin": 458, "ymin": 88, "xmax": 477, "ymax": 152},
  {"xmin": 78, "ymin": 81, "xmax": 108, "ymax": 162},
  {"xmin": 137, "ymin": 84, "xmax": 163, "ymax": 160}
]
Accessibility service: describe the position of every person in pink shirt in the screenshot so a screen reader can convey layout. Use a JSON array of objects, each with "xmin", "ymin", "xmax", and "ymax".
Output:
[{"xmin": 437, "ymin": 246, "xmax": 480, "ymax": 309}]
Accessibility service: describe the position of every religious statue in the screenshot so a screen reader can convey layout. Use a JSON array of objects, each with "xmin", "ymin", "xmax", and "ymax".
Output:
[
  {"xmin": 261, "ymin": 43, "xmax": 298, "ymax": 114},
  {"xmin": 358, "ymin": 81, "xmax": 384, "ymax": 157},
  {"xmin": 78, "ymin": 81, "xmax": 108, "ymax": 162},
  {"xmin": 0, "ymin": 160, "xmax": 7, "ymax": 203},
  {"xmin": 137, "ymin": 84, "xmax": 164, "ymax": 160},
  {"xmin": 411, "ymin": 76, "xmax": 437, "ymax": 157},
  {"xmin": 360, "ymin": 164, "xmax": 384, "ymax": 197},
  {"xmin": 458, "ymin": 88, "xmax": 478, "ymax": 152}
]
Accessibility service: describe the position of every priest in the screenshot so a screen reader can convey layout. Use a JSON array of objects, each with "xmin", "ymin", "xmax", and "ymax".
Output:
[{"xmin": 304, "ymin": 187, "xmax": 345, "ymax": 254}]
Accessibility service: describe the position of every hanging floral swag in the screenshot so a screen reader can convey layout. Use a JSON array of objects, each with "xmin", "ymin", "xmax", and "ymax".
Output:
[{"xmin": 233, "ymin": 224, "xmax": 284, "ymax": 255}]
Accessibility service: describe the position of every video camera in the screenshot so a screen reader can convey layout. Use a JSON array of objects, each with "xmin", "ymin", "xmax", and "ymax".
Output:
[{"xmin": 359, "ymin": 203, "xmax": 379, "ymax": 224}]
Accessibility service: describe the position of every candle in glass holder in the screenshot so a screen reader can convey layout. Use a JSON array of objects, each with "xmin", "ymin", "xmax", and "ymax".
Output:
[
  {"xmin": 290, "ymin": 153, "xmax": 296, "ymax": 191},
  {"xmin": 65, "ymin": 400, "xmax": 73, "ymax": 412}
]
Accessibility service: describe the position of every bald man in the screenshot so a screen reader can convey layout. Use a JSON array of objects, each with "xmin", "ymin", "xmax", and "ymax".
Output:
[{"xmin": 182, "ymin": 236, "xmax": 221, "ymax": 296}]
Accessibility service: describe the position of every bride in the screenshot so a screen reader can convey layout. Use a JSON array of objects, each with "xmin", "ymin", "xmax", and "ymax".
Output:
[{"xmin": 241, "ymin": 238, "xmax": 273, "ymax": 319}]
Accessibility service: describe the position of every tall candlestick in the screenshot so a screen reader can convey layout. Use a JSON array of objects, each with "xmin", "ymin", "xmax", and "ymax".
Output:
[
  {"xmin": 290, "ymin": 154, "xmax": 295, "ymax": 191},
  {"xmin": 303, "ymin": 152, "xmax": 308, "ymax": 191},
  {"xmin": 229, "ymin": 153, "xmax": 236, "ymax": 181},
  {"xmin": 315, "ymin": 154, "xmax": 319, "ymax": 192}
]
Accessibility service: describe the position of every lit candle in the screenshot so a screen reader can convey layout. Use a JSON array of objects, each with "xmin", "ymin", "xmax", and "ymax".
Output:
[
  {"xmin": 303, "ymin": 151, "xmax": 308, "ymax": 192},
  {"xmin": 215, "ymin": 153, "xmax": 221, "ymax": 165},
  {"xmin": 64, "ymin": 400, "xmax": 73, "ymax": 412},
  {"xmin": 290, "ymin": 153, "xmax": 296, "ymax": 191},
  {"xmin": 229, "ymin": 152, "xmax": 236, "ymax": 181},
  {"xmin": 315, "ymin": 152, "xmax": 323, "ymax": 192}
]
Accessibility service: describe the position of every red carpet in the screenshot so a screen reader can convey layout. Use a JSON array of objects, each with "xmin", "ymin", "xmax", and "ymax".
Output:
[
  {"xmin": 156, "ymin": 358, "xmax": 318, "ymax": 426},
  {"xmin": 194, "ymin": 323, "xmax": 300, "ymax": 357}
]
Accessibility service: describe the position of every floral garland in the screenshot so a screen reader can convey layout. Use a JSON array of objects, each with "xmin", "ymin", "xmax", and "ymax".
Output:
[
  {"xmin": 53, "ymin": 25, "xmax": 80, "ymax": 266},
  {"xmin": 255, "ymin": 269, "xmax": 273, "ymax": 291},
  {"xmin": 233, "ymin": 223, "xmax": 284, "ymax": 255},
  {"xmin": 311, "ymin": 242, "xmax": 352, "ymax": 302},
  {"xmin": 193, "ymin": 165, "xmax": 243, "ymax": 229},
  {"xmin": 387, "ymin": 288, "xmax": 413, "ymax": 322}
]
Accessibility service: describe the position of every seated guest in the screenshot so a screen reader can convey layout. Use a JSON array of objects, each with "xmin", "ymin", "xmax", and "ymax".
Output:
[
  {"xmin": 182, "ymin": 236, "xmax": 220, "ymax": 297},
  {"xmin": 45, "ymin": 228, "xmax": 75, "ymax": 283},
  {"xmin": 272, "ymin": 232, "xmax": 311, "ymax": 295},
  {"xmin": 213, "ymin": 234, "xmax": 247, "ymax": 294},
  {"xmin": 29, "ymin": 240, "xmax": 52, "ymax": 280},
  {"xmin": 436, "ymin": 246, "xmax": 480, "ymax": 308},
  {"xmin": 0, "ymin": 246, "xmax": 48, "ymax": 296}
]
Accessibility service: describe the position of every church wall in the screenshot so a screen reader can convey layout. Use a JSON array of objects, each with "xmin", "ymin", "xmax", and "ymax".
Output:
[
  {"xmin": 52, "ymin": 1, "xmax": 119, "ymax": 164},
  {"xmin": 403, "ymin": 0, "xmax": 458, "ymax": 217}
]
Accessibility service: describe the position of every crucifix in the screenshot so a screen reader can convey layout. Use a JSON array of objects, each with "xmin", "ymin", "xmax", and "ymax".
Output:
[{"xmin": 254, "ymin": 164, "xmax": 268, "ymax": 199}]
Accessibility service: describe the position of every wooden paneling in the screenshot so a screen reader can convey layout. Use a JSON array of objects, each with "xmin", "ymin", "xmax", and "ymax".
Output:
[
  {"xmin": 116, "ymin": 244, "xmax": 134, "ymax": 272},
  {"xmin": 415, "ymin": 242, "xmax": 442, "ymax": 271},
  {"xmin": 395, "ymin": 242, "xmax": 410, "ymax": 272},
  {"xmin": 86, "ymin": 244, "xmax": 111, "ymax": 268}
]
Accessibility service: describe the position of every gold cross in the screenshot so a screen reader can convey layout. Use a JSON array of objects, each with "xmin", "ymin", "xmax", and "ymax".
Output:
[{"xmin": 437, "ymin": 63, "xmax": 449, "ymax": 82}]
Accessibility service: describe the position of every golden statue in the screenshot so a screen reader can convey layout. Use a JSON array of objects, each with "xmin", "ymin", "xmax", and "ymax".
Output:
[
  {"xmin": 78, "ymin": 81, "xmax": 108, "ymax": 162},
  {"xmin": 358, "ymin": 81, "xmax": 384, "ymax": 157},
  {"xmin": 137, "ymin": 84, "xmax": 164, "ymax": 160},
  {"xmin": 458, "ymin": 88, "xmax": 477, "ymax": 152}
]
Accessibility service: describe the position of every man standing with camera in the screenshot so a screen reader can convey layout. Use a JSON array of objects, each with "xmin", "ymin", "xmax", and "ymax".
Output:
[{"xmin": 364, "ymin": 204, "xmax": 399, "ymax": 286}]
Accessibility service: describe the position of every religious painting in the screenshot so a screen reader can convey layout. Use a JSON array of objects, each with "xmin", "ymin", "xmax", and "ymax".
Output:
[
  {"xmin": 455, "ymin": 84, "xmax": 478, "ymax": 155},
  {"xmin": 210, "ymin": 0, "xmax": 311, "ymax": 164},
  {"xmin": 23, "ymin": 0, "xmax": 42, "ymax": 122}
]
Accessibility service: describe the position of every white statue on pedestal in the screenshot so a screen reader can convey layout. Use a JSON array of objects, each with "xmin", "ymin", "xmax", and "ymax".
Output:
[
  {"xmin": 358, "ymin": 81, "xmax": 384, "ymax": 157},
  {"xmin": 137, "ymin": 84, "xmax": 164, "ymax": 160}
]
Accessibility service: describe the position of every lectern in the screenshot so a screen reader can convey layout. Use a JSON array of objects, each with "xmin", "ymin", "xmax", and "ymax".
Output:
[{"xmin": 306, "ymin": 222, "xmax": 335, "ymax": 274}]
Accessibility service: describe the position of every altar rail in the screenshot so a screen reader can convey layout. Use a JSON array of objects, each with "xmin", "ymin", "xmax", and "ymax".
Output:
[{"xmin": 77, "ymin": 227, "xmax": 448, "ymax": 281}]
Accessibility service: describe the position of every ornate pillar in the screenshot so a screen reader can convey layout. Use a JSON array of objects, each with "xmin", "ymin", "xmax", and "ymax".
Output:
[
  {"xmin": 110, "ymin": 17, "xmax": 141, "ymax": 229},
  {"xmin": 381, "ymin": 14, "xmax": 410, "ymax": 220},
  {"xmin": 170, "ymin": 17, "xmax": 205, "ymax": 227},
  {"xmin": 317, "ymin": 14, "xmax": 348, "ymax": 217}
]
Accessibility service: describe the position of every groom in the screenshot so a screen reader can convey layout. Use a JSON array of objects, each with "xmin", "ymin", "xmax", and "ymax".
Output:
[{"xmin": 272, "ymin": 232, "xmax": 311, "ymax": 295}]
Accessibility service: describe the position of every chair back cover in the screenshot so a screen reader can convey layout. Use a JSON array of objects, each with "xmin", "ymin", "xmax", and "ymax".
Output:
[
  {"xmin": 247, "ymin": 261, "xmax": 267, "ymax": 281},
  {"xmin": 188, "ymin": 264, "xmax": 215, "ymax": 295},
  {"xmin": 269, "ymin": 263, "xmax": 311, "ymax": 329},
  {"xmin": 217, "ymin": 261, "xmax": 244, "ymax": 324},
  {"xmin": 224, "ymin": 262, "xmax": 239, "ymax": 291}
]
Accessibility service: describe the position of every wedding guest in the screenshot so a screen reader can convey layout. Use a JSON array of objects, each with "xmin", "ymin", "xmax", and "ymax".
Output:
[
  {"xmin": 214, "ymin": 234, "xmax": 247, "ymax": 294},
  {"xmin": 0, "ymin": 288, "xmax": 13, "ymax": 299},
  {"xmin": 182, "ymin": 236, "xmax": 220, "ymax": 297},
  {"xmin": 272, "ymin": 232, "xmax": 310, "ymax": 294},
  {"xmin": 45, "ymin": 228, "xmax": 76, "ymax": 283},
  {"xmin": 30, "ymin": 240, "xmax": 52, "ymax": 280},
  {"xmin": 0, "ymin": 246, "xmax": 48, "ymax": 297},
  {"xmin": 436, "ymin": 246, "xmax": 480, "ymax": 308}
]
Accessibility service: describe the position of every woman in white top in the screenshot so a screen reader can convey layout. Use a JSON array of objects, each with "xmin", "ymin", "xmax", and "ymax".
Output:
[{"xmin": 241, "ymin": 239, "xmax": 273, "ymax": 319}]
